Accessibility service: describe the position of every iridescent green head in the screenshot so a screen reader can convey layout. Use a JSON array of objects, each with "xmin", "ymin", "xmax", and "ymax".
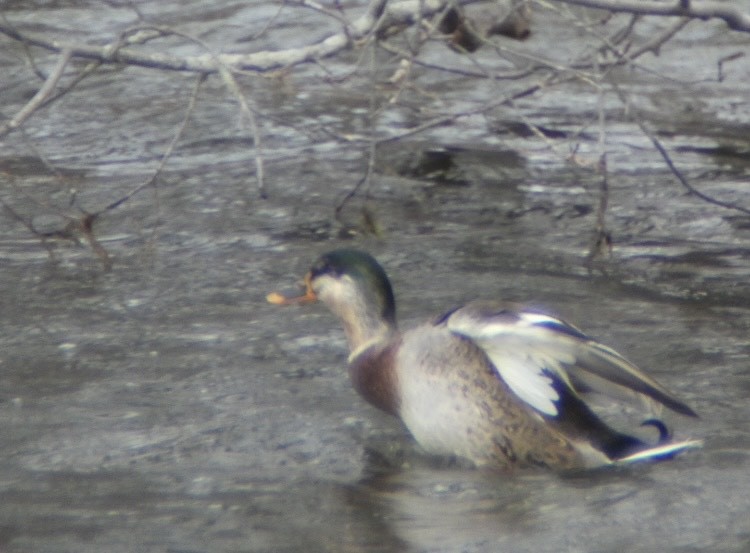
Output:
[{"xmin": 307, "ymin": 249, "xmax": 396, "ymax": 328}]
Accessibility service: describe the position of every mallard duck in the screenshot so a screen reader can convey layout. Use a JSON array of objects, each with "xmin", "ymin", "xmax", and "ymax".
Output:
[{"xmin": 268, "ymin": 249, "xmax": 701, "ymax": 470}]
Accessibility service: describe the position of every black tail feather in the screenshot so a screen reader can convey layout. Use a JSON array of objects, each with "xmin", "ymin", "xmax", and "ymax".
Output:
[
  {"xmin": 641, "ymin": 418, "xmax": 671, "ymax": 443},
  {"xmin": 548, "ymin": 376, "xmax": 684, "ymax": 461}
]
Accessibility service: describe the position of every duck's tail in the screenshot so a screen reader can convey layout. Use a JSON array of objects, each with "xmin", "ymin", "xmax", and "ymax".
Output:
[
  {"xmin": 595, "ymin": 416, "xmax": 702, "ymax": 465},
  {"xmin": 614, "ymin": 438, "xmax": 703, "ymax": 465},
  {"xmin": 550, "ymin": 382, "xmax": 702, "ymax": 466},
  {"xmin": 607, "ymin": 416, "xmax": 702, "ymax": 464}
]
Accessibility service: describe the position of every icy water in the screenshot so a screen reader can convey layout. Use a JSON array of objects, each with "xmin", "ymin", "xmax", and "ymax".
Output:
[{"xmin": 1, "ymin": 1, "xmax": 749, "ymax": 552}]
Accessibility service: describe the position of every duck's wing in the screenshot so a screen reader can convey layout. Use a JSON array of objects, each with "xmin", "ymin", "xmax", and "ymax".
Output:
[{"xmin": 439, "ymin": 301, "xmax": 697, "ymax": 419}]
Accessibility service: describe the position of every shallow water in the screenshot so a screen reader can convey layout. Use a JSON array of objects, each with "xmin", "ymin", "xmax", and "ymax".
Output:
[{"xmin": 1, "ymin": 1, "xmax": 749, "ymax": 552}]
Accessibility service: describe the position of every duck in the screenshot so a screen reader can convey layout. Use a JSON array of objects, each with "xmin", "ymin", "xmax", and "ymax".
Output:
[{"xmin": 267, "ymin": 248, "xmax": 701, "ymax": 470}]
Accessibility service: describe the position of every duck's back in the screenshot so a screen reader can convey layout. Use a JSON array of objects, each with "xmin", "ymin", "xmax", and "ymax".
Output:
[{"xmin": 394, "ymin": 325, "xmax": 604, "ymax": 469}]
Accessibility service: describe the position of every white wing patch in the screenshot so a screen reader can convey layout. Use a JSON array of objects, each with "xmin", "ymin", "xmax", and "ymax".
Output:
[
  {"xmin": 447, "ymin": 306, "xmax": 579, "ymax": 418},
  {"xmin": 489, "ymin": 351, "xmax": 560, "ymax": 416},
  {"xmin": 443, "ymin": 301, "xmax": 697, "ymax": 420}
]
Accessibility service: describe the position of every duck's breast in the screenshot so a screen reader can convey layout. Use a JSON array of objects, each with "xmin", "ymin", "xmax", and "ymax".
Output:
[{"xmin": 394, "ymin": 326, "xmax": 508, "ymax": 461}]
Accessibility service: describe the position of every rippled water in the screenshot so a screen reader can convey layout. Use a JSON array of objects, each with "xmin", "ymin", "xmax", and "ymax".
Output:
[{"xmin": 1, "ymin": 1, "xmax": 749, "ymax": 552}]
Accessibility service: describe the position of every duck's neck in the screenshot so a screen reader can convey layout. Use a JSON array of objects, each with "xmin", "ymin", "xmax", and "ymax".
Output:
[
  {"xmin": 340, "ymin": 310, "xmax": 397, "ymax": 358},
  {"xmin": 321, "ymin": 291, "xmax": 395, "ymax": 355},
  {"xmin": 318, "ymin": 280, "xmax": 398, "ymax": 356}
]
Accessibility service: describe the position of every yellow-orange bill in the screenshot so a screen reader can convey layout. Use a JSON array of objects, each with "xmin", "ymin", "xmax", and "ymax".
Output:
[
  {"xmin": 267, "ymin": 273, "xmax": 317, "ymax": 305},
  {"xmin": 266, "ymin": 291, "xmax": 292, "ymax": 304},
  {"xmin": 266, "ymin": 290, "xmax": 317, "ymax": 305}
]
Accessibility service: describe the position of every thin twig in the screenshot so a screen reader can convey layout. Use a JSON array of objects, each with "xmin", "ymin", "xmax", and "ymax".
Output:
[
  {"xmin": 217, "ymin": 66, "xmax": 267, "ymax": 199},
  {"xmin": 103, "ymin": 24, "xmax": 268, "ymax": 198},
  {"xmin": 717, "ymin": 51, "xmax": 745, "ymax": 82},
  {"xmin": 378, "ymin": 40, "xmax": 537, "ymax": 79},
  {"xmin": 0, "ymin": 198, "xmax": 61, "ymax": 261},
  {"xmin": 621, "ymin": 16, "xmax": 690, "ymax": 61},
  {"xmin": 611, "ymin": 83, "xmax": 750, "ymax": 216},
  {"xmin": 537, "ymin": 0, "xmax": 692, "ymax": 75},
  {"xmin": 553, "ymin": 0, "xmax": 750, "ymax": 33},
  {"xmin": 644, "ymin": 129, "xmax": 750, "ymax": 216},
  {"xmin": 336, "ymin": 42, "xmax": 380, "ymax": 219},
  {"xmin": 0, "ymin": 48, "xmax": 72, "ymax": 138},
  {"xmin": 586, "ymin": 154, "xmax": 612, "ymax": 263},
  {"xmin": 79, "ymin": 213, "xmax": 113, "ymax": 270},
  {"xmin": 335, "ymin": 174, "xmax": 368, "ymax": 220},
  {"xmin": 104, "ymin": 73, "xmax": 208, "ymax": 212},
  {"xmin": 377, "ymin": 77, "xmax": 548, "ymax": 144},
  {"xmin": 294, "ymin": 0, "xmax": 356, "ymax": 30},
  {"xmin": 586, "ymin": 60, "xmax": 612, "ymax": 264}
]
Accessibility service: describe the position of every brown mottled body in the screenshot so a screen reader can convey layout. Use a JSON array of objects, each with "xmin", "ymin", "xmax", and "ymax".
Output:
[
  {"xmin": 269, "ymin": 249, "xmax": 700, "ymax": 470},
  {"xmin": 373, "ymin": 324, "xmax": 588, "ymax": 470}
]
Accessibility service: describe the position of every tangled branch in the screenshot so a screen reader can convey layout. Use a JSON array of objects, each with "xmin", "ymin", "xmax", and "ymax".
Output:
[
  {"xmin": 0, "ymin": 0, "xmax": 479, "ymax": 74},
  {"xmin": 2, "ymin": 0, "xmax": 747, "ymax": 267},
  {"xmin": 555, "ymin": 0, "xmax": 750, "ymax": 33}
]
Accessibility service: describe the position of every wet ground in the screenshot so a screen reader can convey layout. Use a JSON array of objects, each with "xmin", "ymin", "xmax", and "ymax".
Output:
[{"xmin": 1, "ymin": 1, "xmax": 750, "ymax": 552}]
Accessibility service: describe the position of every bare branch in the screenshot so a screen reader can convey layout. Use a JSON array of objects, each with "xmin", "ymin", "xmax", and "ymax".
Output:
[
  {"xmin": 0, "ymin": 48, "xmax": 72, "ymax": 138},
  {"xmin": 554, "ymin": 0, "xmax": 750, "ymax": 33},
  {"xmin": 0, "ymin": 0, "xmax": 476, "ymax": 74},
  {"xmin": 620, "ymin": 16, "xmax": 690, "ymax": 60},
  {"xmin": 217, "ymin": 66, "xmax": 267, "ymax": 199},
  {"xmin": 378, "ymin": 39, "xmax": 537, "ymax": 79},
  {"xmin": 586, "ymin": 154, "xmax": 612, "ymax": 264},
  {"xmin": 717, "ymin": 51, "xmax": 745, "ymax": 82}
]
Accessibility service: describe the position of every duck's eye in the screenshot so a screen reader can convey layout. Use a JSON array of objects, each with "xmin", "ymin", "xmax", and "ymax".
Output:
[{"xmin": 310, "ymin": 259, "xmax": 335, "ymax": 279}]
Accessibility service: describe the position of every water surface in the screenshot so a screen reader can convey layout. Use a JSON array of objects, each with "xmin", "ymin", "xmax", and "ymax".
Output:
[{"xmin": 1, "ymin": 1, "xmax": 749, "ymax": 552}]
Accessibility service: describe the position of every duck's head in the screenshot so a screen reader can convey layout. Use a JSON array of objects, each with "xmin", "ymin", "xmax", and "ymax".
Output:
[{"xmin": 268, "ymin": 249, "xmax": 397, "ymax": 351}]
